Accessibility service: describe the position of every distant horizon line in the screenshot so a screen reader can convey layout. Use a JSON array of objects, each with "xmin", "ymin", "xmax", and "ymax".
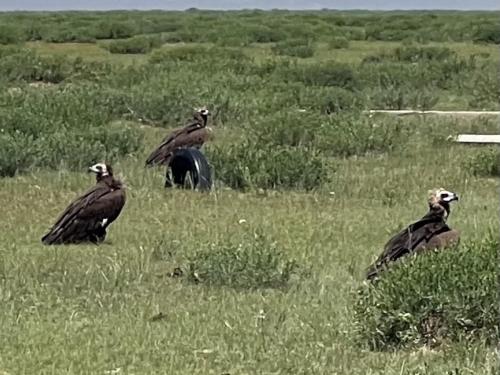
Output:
[{"xmin": 1, "ymin": 8, "xmax": 499, "ymax": 11}]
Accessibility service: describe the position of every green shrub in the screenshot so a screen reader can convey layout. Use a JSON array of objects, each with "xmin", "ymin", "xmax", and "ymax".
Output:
[
  {"xmin": 186, "ymin": 232, "xmax": 298, "ymax": 290},
  {"xmin": 0, "ymin": 133, "xmax": 38, "ymax": 177},
  {"xmin": 368, "ymin": 85, "xmax": 439, "ymax": 110},
  {"xmin": 246, "ymin": 26, "xmax": 287, "ymax": 43},
  {"xmin": 463, "ymin": 147, "xmax": 500, "ymax": 177},
  {"xmin": 0, "ymin": 48, "xmax": 69, "ymax": 83},
  {"xmin": 248, "ymin": 112, "xmax": 410, "ymax": 157},
  {"xmin": 0, "ymin": 24, "xmax": 23, "ymax": 45},
  {"xmin": 42, "ymin": 27, "xmax": 97, "ymax": 43},
  {"xmin": 95, "ymin": 21, "xmax": 138, "ymax": 39},
  {"xmin": 148, "ymin": 45, "xmax": 210, "ymax": 62},
  {"xmin": 466, "ymin": 62, "xmax": 500, "ymax": 110},
  {"xmin": 247, "ymin": 111, "xmax": 408, "ymax": 157},
  {"xmin": 271, "ymin": 39, "xmax": 315, "ymax": 58},
  {"xmin": 473, "ymin": 24, "xmax": 500, "ymax": 44},
  {"xmin": 328, "ymin": 37, "xmax": 349, "ymax": 49},
  {"xmin": 353, "ymin": 235, "xmax": 498, "ymax": 350},
  {"xmin": 104, "ymin": 35, "xmax": 162, "ymax": 54},
  {"xmin": 206, "ymin": 142, "xmax": 330, "ymax": 191},
  {"xmin": 391, "ymin": 46, "xmax": 457, "ymax": 62},
  {"xmin": 289, "ymin": 86, "xmax": 365, "ymax": 114},
  {"xmin": 0, "ymin": 86, "xmax": 143, "ymax": 176},
  {"xmin": 286, "ymin": 62, "xmax": 357, "ymax": 90},
  {"xmin": 318, "ymin": 112, "xmax": 411, "ymax": 157}
]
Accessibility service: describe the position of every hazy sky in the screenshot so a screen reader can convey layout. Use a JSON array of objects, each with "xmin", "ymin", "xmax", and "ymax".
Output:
[{"xmin": 1, "ymin": 0, "xmax": 499, "ymax": 11}]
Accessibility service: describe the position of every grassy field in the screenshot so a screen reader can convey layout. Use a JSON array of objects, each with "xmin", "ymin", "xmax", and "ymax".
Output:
[{"xmin": 0, "ymin": 10, "xmax": 499, "ymax": 374}]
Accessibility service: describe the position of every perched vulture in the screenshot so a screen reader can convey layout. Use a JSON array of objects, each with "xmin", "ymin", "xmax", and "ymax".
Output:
[
  {"xmin": 41, "ymin": 163, "xmax": 126, "ymax": 245},
  {"xmin": 145, "ymin": 106, "xmax": 212, "ymax": 167},
  {"xmin": 366, "ymin": 188, "xmax": 460, "ymax": 280}
]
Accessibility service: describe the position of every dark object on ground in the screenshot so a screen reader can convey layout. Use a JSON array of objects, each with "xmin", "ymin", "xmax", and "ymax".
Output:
[
  {"xmin": 41, "ymin": 163, "xmax": 126, "ymax": 245},
  {"xmin": 165, "ymin": 148, "xmax": 212, "ymax": 191},
  {"xmin": 168, "ymin": 267, "xmax": 184, "ymax": 278},
  {"xmin": 366, "ymin": 187, "xmax": 460, "ymax": 280}
]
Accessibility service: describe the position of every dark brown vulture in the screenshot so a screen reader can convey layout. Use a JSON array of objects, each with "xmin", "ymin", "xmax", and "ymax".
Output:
[
  {"xmin": 41, "ymin": 163, "xmax": 126, "ymax": 245},
  {"xmin": 145, "ymin": 106, "xmax": 212, "ymax": 167},
  {"xmin": 366, "ymin": 188, "xmax": 460, "ymax": 280}
]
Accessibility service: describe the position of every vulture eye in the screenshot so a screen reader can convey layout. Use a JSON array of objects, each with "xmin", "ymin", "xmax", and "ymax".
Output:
[{"xmin": 440, "ymin": 193, "xmax": 448, "ymax": 198}]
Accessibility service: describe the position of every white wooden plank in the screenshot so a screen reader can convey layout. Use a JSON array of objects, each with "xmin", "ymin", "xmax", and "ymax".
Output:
[
  {"xmin": 456, "ymin": 134, "xmax": 500, "ymax": 144},
  {"xmin": 366, "ymin": 110, "xmax": 500, "ymax": 116}
]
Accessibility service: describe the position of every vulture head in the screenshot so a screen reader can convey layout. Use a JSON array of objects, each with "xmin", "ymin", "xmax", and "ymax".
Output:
[
  {"xmin": 194, "ymin": 106, "xmax": 211, "ymax": 126},
  {"xmin": 428, "ymin": 187, "xmax": 459, "ymax": 218},
  {"xmin": 89, "ymin": 163, "xmax": 113, "ymax": 181}
]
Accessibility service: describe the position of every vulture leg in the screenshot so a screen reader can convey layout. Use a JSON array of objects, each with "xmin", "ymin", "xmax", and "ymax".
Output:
[
  {"xmin": 184, "ymin": 171, "xmax": 194, "ymax": 190},
  {"xmin": 165, "ymin": 168, "xmax": 174, "ymax": 188}
]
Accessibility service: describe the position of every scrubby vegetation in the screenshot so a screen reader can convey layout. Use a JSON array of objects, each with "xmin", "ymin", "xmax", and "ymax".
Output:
[
  {"xmin": 0, "ymin": 31, "xmax": 497, "ymax": 181},
  {"xmin": 1, "ymin": 11, "xmax": 499, "ymax": 45},
  {"xmin": 353, "ymin": 234, "xmax": 498, "ymax": 350},
  {"xmin": 186, "ymin": 231, "xmax": 298, "ymax": 289},
  {"xmin": 207, "ymin": 142, "xmax": 330, "ymax": 190},
  {"xmin": 463, "ymin": 147, "xmax": 500, "ymax": 177},
  {"xmin": 0, "ymin": 80, "xmax": 143, "ymax": 177},
  {"xmin": 0, "ymin": 9, "xmax": 498, "ymax": 374}
]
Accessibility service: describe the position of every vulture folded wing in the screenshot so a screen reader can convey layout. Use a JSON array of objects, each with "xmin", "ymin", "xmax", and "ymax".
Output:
[
  {"xmin": 41, "ymin": 184, "xmax": 113, "ymax": 244},
  {"xmin": 366, "ymin": 208, "xmax": 450, "ymax": 280},
  {"xmin": 78, "ymin": 188, "xmax": 126, "ymax": 226},
  {"xmin": 145, "ymin": 123, "xmax": 206, "ymax": 166}
]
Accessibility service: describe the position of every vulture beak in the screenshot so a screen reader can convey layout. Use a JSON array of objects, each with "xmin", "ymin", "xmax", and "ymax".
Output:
[
  {"xmin": 88, "ymin": 165, "xmax": 100, "ymax": 174},
  {"xmin": 443, "ymin": 192, "xmax": 459, "ymax": 203}
]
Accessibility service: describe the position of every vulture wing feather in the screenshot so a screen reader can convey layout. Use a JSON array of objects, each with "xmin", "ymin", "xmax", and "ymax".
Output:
[
  {"xmin": 366, "ymin": 206, "xmax": 451, "ymax": 280},
  {"xmin": 145, "ymin": 122, "xmax": 208, "ymax": 166},
  {"xmin": 41, "ymin": 184, "xmax": 115, "ymax": 244}
]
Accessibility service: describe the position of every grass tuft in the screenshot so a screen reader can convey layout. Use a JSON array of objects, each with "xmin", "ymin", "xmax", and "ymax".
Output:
[
  {"xmin": 353, "ymin": 234, "xmax": 498, "ymax": 350},
  {"xmin": 185, "ymin": 231, "xmax": 299, "ymax": 290}
]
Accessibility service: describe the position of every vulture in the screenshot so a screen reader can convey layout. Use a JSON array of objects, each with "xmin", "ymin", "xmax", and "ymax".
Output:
[
  {"xmin": 41, "ymin": 163, "xmax": 126, "ymax": 245},
  {"xmin": 145, "ymin": 106, "xmax": 212, "ymax": 167},
  {"xmin": 366, "ymin": 188, "xmax": 460, "ymax": 281}
]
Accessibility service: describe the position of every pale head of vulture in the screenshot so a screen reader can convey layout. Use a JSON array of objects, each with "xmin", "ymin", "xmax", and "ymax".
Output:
[
  {"xmin": 427, "ymin": 187, "xmax": 459, "ymax": 219},
  {"xmin": 193, "ymin": 106, "xmax": 211, "ymax": 127},
  {"xmin": 89, "ymin": 163, "xmax": 113, "ymax": 181}
]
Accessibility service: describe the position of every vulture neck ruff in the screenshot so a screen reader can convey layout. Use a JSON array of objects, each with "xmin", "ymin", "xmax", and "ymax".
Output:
[{"xmin": 97, "ymin": 174, "xmax": 122, "ymax": 190}]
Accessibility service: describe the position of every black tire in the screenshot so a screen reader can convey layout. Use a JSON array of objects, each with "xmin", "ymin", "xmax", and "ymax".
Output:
[{"xmin": 166, "ymin": 148, "xmax": 212, "ymax": 191}]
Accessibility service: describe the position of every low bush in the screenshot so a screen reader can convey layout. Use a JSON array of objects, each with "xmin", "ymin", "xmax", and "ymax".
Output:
[
  {"xmin": 0, "ymin": 48, "xmax": 69, "ymax": 83},
  {"xmin": 246, "ymin": 25, "xmax": 287, "ymax": 43},
  {"xmin": 185, "ymin": 231, "xmax": 298, "ymax": 290},
  {"xmin": 95, "ymin": 21, "xmax": 138, "ymax": 40},
  {"xmin": 148, "ymin": 45, "xmax": 245, "ymax": 63},
  {"xmin": 368, "ymin": 85, "xmax": 439, "ymax": 110},
  {"xmin": 206, "ymin": 142, "xmax": 330, "ymax": 191},
  {"xmin": 286, "ymin": 62, "xmax": 357, "ymax": 90},
  {"xmin": 353, "ymin": 234, "xmax": 498, "ymax": 350},
  {"xmin": 328, "ymin": 37, "xmax": 349, "ymax": 49},
  {"xmin": 247, "ymin": 111, "xmax": 409, "ymax": 158},
  {"xmin": 317, "ymin": 112, "xmax": 411, "ymax": 157},
  {"xmin": 291, "ymin": 86, "xmax": 365, "ymax": 114},
  {"xmin": 0, "ymin": 24, "xmax": 23, "ymax": 45},
  {"xmin": 391, "ymin": 46, "xmax": 457, "ymax": 63},
  {"xmin": 473, "ymin": 24, "xmax": 500, "ymax": 44},
  {"xmin": 104, "ymin": 35, "xmax": 162, "ymax": 54},
  {"xmin": 465, "ymin": 62, "xmax": 500, "ymax": 110},
  {"xmin": 271, "ymin": 39, "xmax": 315, "ymax": 58},
  {"xmin": 463, "ymin": 147, "xmax": 500, "ymax": 177},
  {"xmin": 0, "ymin": 86, "xmax": 143, "ymax": 176}
]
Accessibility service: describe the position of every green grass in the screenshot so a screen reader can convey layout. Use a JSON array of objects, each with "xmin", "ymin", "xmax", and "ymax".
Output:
[
  {"xmin": 0, "ymin": 10, "xmax": 499, "ymax": 374},
  {"xmin": 26, "ymin": 40, "xmax": 500, "ymax": 65},
  {"xmin": 26, "ymin": 41, "xmax": 146, "ymax": 64},
  {"xmin": 0, "ymin": 118, "xmax": 498, "ymax": 373}
]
